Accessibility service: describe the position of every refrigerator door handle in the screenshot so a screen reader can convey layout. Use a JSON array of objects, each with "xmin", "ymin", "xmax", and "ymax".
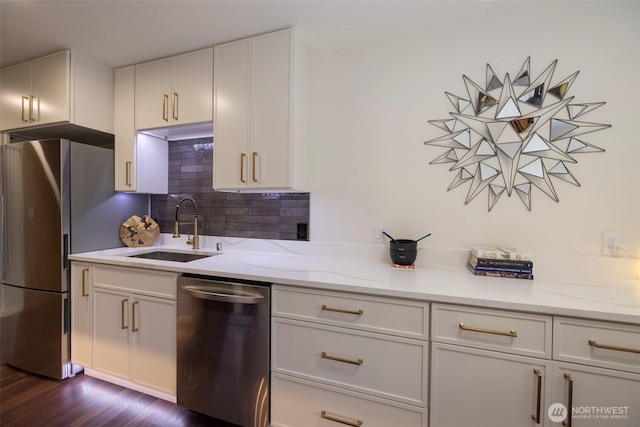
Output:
[{"xmin": 63, "ymin": 233, "xmax": 69, "ymax": 270}]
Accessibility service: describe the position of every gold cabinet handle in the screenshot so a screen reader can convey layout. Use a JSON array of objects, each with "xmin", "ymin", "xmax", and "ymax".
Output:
[
  {"xmin": 30, "ymin": 95, "xmax": 39, "ymax": 122},
  {"xmin": 240, "ymin": 153, "xmax": 247, "ymax": 183},
  {"xmin": 562, "ymin": 373, "xmax": 573, "ymax": 427},
  {"xmin": 21, "ymin": 96, "xmax": 29, "ymax": 122},
  {"xmin": 81, "ymin": 268, "xmax": 89, "ymax": 297},
  {"xmin": 172, "ymin": 92, "xmax": 178, "ymax": 120},
  {"xmin": 252, "ymin": 151, "xmax": 258, "ymax": 183},
  {"xmin": 532, "ymin": 368, "xmax": 542, "ymax": 423},
  {"xmin": 321, "ymin": 305, "xmax": 363, "ymax": 316},
  {"xmin": 588, "ymin": 339, "xmax": 640, "ymax": 354},
  {"xmin": 125, "ymin": 161, "xmax": 132, "ymax": 187},
  {"xmin": 321, "ymin": 351, "xmax": 363, "ymax": 366},
  {"xmin": 459, "ymin": 322, "xmax": 517, "ymax": 337},
  {"xmin": 132, "ymin": 301, "xmax": 139, "ymax": 332},
  {"xmin": 320, "ymin": 410, "xmax": 362, "ymax": 427},
  {"xmin": 162, "ymin": 93, "xmax": 169, "ymax": 121},
  {"xmin": 121, "ymin": 298, "xmax": 128, "ymax": 330}
]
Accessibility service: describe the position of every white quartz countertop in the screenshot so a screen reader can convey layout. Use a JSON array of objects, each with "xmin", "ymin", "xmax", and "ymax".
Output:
[{"xmin": 69, "ymin": 244, "xmax": 640, "ymax": 325}]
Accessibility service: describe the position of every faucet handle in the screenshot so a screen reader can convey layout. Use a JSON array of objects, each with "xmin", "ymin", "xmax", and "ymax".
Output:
[{"xmin": 186, "ymin": 232, "xmax": 193, "ymax": 246}]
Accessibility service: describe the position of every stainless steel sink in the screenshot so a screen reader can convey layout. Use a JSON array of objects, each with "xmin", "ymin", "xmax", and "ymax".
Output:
[{"xmin": 128, "ymin": 250, "xmax": 218, "ymax": 262}]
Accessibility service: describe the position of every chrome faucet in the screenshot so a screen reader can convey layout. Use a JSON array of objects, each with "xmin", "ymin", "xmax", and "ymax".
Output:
[{"xmin": 173, "ymin": 197, "xmax": 199, "ymax": 250}]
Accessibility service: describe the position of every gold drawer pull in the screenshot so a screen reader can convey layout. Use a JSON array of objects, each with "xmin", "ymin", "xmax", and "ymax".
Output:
[
  {"xmin": 172, "ymin": 92, "xmax": 178, "ymax": 120},
  {"xmin": 125, "ymin": 161, "xmax": 132, "ymax": 187},
  {"xmin": 459, "ymin": 322, "xmax": 517, "ymax": 337},
  {"xmin": 562, "ymin": 373, "xmax": 573, "ymax": 427},
  {"xmin": 81, "ymin": 268, "xmax": 89, "ymax": 297},
  {"xmin": 121, "ymin": 298, "xmax": 128, "ymax": 330},
  {"xmin": 588, "ymin": 339, "xmax": 640, "ymax": 354},
  {"xmin": 132, "ymin": 301, "xmax": 139, "ymax": 332},
  {"xmin": 240, "ymin": 153, "xmax": 247, "ymax": 183},
  {"xmin": 320, "ymin": 410, "xmax": 362, "ymax": 427},
  {"xmin": 321, "ymin": 351, "xmax": 363, "ymax": 366},
  {"xmin": 21, "ymin": 96, "xmax": 29, "ymax": 122},
  {"xmin": 532, "ymin": 368, "xmax": 542, "ymax": 424},
  {"xmin": 162, "ymin": 93, "xmax": 169, "ymax": 121},
  {"xmin": 321, "ymin": 305, "xmax": 363, "ymax": 316}
]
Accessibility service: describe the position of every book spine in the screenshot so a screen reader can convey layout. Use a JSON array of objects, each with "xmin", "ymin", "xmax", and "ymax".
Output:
[
  {"xmin": 468, "ymin": 264, "xmax": 534, "ymax": 280},
  {"xmin": 470, "ymin": 248, "xmax": 509, "ymax": 259},
  {"xmin": 471, "ymin": 265, "xmax": 533, "ymax": 274},
  {"xmin": 469, "ymin": 255, "xmax": 533, "ymax": 269}
]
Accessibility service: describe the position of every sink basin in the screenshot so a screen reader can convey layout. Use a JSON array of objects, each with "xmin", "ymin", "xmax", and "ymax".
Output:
[{"xmin": 128, "ymin": 250, "xmax": 218, "ymax": 262}]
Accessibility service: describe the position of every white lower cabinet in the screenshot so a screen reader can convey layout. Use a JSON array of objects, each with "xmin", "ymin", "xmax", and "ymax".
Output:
[
  {"xmin": 271, "ymin": 285, "xmax": 429, "ymax": 427},
  {"xmin": 70, "ymin": 263, "xmax": 178, "ymax": 401},
  {"xmin": 550, "ymin": 362, "xmax": 640, "ymax": 427},
  {"xmin": 70, "ymin": 262, "xmax": 92, "ymax": 367},
  {"xmin": 272, "ymin": 373, "xmax": 427, "ymax": 427},
  {"xmin": 550, "ymin": 317, "xmax": 640, "ymax": 427},
  {"xmin": 92, "ymin": 288, "xmax": 176, "ymax": 396},
  {"xmin": 430, "ymin": 303, "xmax": 553, "ymax": 427},
  {"xmin": 430, "ymin": 343, "xmax": 551, "ymax": 427}
]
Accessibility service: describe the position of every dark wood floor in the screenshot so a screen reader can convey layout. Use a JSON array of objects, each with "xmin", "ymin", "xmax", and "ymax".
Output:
[{"xmin": 0, "ymin": 363, "xmax": 237, "ymax": 426}]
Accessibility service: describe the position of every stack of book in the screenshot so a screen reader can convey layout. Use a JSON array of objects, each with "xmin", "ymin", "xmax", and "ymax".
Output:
[{"xmin": 468, "ymin": 247, "xmax": 534, "ymax": 280}]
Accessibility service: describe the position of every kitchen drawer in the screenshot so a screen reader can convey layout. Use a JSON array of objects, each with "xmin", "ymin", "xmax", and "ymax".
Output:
[
  {"xmin": 93, "ymin": 265, "xmax": 178, "ymax": 299},
  {"xmin": 554, "ymin": 317, "xmax": 640, "ymax": 373},
  {"xmin": 271, "ymin": 373, "xmax": 427, "ymax": 427},
  {"xmin": 431, "ymin": 303, "xmax": 552, "ymax": 358},
  {"xmin": 272, "ymin": 317, "xmax": 428, "ymax": 407},
  {"xmin": 272, "ymin": 285, "xmax": 429, "ymax": 340}
]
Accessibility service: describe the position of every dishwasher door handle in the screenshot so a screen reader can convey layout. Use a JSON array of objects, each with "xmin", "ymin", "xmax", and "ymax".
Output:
[{"xmin": 181, "ymin": 285, "xmax": 264, "ymax": 304}]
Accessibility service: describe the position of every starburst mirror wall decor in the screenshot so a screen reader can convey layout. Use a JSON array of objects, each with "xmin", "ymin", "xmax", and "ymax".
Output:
[{"xmin": 424, "ymin": 57, "xmax": 610, "ymax": 211}]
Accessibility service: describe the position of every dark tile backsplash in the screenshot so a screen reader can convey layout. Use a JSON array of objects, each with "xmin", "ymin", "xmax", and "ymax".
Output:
[{"xmin": 150, "ymin": 138, "xmax": 310, "ymax": 240}]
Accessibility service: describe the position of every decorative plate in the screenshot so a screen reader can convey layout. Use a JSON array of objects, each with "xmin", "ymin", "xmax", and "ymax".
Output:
[{"xmin": 119, "ymin": 215, "xmax": 160, "ymax": 247}]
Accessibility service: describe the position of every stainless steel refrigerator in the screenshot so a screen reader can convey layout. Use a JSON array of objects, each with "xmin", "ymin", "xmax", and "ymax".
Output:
[{"xmin": 0, "ymin": 139, "xmax": 148, "ymax": 379}]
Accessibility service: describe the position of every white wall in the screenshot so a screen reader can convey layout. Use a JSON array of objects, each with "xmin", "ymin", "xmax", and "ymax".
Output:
[{"xmin": 308, "ymin": 1, "xmax": 639, "ymax": 262}]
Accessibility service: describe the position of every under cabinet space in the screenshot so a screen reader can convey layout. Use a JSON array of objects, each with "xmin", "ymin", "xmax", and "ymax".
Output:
[
  {"xmin": 431, "ymin": 303, "xmax": 552, "ymax": 358},
  {"xmin": 272, "ymin": 318, "xmax": 428, "ymax": 407},
  {"xmin": 271, "ymin": 373, "xmax": 428, "ymax": 427}
]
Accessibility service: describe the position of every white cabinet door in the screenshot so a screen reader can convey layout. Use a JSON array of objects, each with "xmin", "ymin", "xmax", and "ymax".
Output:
[
  {"xmin": 135, "ymin": 58, "xmax": 171, "ymax": 130},
  {"xmin": 430, "ymin": 343, "xmax": 551, "ymax": 427},
  {"xmin": 93, "ymin": 287, "xmax": 131, "ymax": 380},
  {"xmin": 0, "ymin": 61, "xmax": 31, "ymax": 130},
  {"xmin": 172, "ymin": 49, "xmax": 212, "ymax": 126},
  {"xmin": 70, "ymin": 262, "xmax": 92, "ymax": 367},
  {"xmin": 251, "ymin": 30, "xmax": 291, "ymax": 189},
  {"xmin": 213, "ymin": 28, "xmax": 309, "ymax": 192},
  {"xmin": 31, "ymin": 50, "xmax": 69, "ymax": 125},
  {"xmin": 213, "ymin": 39, "xmax": 251, "ymax": 190},
  {"xmin": 131, "ymin": 294, "xmax": 176, "ymax": 395},
  {"xmin": 136, "ymin": 49, "xmax": 212, "ymax": 130},
  {"xmin": 114, "ymin": 66, "xmax": 136, "ymax": 191},
  {"xmin": 551, "ymin": 362, "xmax": 640, "ymax": 427}
]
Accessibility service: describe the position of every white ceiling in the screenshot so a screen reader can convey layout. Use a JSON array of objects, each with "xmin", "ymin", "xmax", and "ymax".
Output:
[{"xmin": 0, "ymin": 0, "xmax": 493, "ymax": 68}]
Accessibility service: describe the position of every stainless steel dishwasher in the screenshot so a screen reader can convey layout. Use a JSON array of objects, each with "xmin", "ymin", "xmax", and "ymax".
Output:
[{"xmin": 177, "ymin": 275, "xmax": 271, "ymax": 427}]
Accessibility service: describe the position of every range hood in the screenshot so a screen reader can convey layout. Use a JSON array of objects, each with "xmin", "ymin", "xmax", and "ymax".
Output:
[{"xmin": 7, "ymin": 123, "xmax": 114, "ymax": 148}]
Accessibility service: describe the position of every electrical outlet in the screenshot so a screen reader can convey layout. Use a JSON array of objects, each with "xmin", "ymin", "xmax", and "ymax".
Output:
[
  {"xmin": 602, "ymin": 231, "xmax": 621, "ymax": 256},
  {"xmin": 372, "ymin": 225, "xmax": 383, "ymax": 243}
]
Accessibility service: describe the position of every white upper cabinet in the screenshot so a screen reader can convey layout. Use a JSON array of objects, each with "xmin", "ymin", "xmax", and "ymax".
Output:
[
  {"xmin": 0, "ymin": 50, "xmax": 114, "ymax": 134},
  {"xmin": 213, "ymin": 28, "xmax": 310, "ymax": 192},
  {"xmin": 114, "ymin": 66, "xmax": 168, "ymax": 193},
  {"xmin": 135, "ymin": 48, "xmax": 212, "ymax": 130}
]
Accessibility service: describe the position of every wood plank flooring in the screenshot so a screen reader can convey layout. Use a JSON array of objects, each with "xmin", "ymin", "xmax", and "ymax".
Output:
[{"xmin": 0, "ymin": 363, "xmax": 237, "ymax": 426}]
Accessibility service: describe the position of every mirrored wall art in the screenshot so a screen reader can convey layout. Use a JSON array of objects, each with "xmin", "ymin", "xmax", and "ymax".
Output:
[{"xmin": 424, "ymin": 58, "xmax": 610, "ymax": 211}]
